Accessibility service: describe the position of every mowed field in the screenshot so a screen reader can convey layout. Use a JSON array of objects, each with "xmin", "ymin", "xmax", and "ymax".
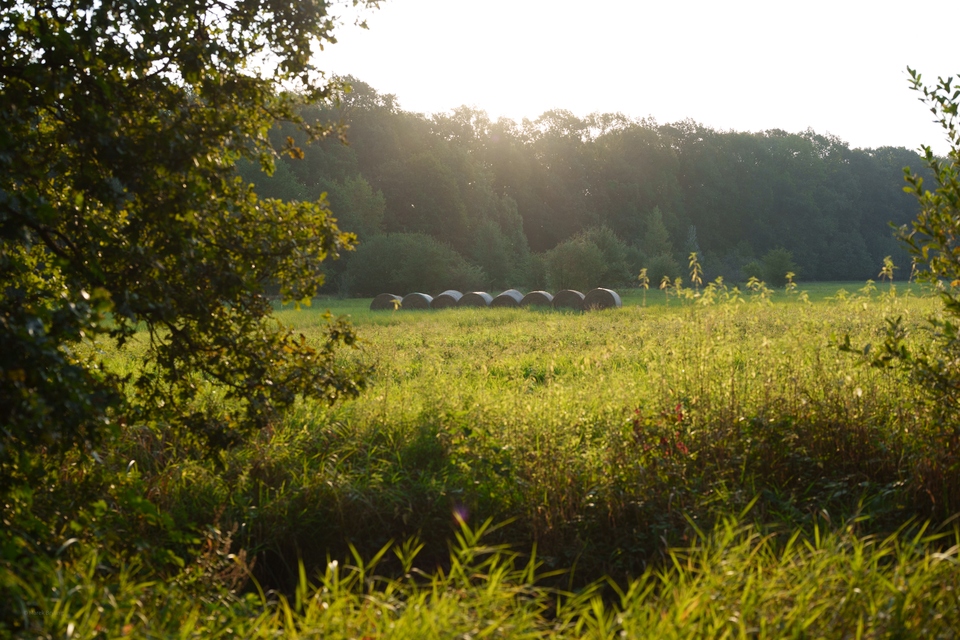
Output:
[{"xmin": 90, "ymin": 284, "xmax": 960, "ymax": 636}]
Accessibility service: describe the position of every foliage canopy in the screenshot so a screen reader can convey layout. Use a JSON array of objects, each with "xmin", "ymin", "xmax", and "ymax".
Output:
[
  {"xmin": 0, "ymin": 0, "xmax": 376, "ymax": 488},
  {"xmin": 248, "ymin": 79, "xmax": 927, "ymax": 292}
]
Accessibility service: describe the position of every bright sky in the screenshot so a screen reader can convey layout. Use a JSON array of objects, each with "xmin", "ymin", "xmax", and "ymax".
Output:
[{"xmin": 317, "ymin": 0, "xmax": 960, "ymax": 154}]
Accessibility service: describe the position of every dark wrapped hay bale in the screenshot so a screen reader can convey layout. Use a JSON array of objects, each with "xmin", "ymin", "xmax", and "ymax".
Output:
[
  {"xmin": 370, "ymin": 293, "xmax": 402, "ymax": 311},
  {"xmin": 552, "ymin": 289, "xmax": 585, "ymax": 311},
  {"xmin": 400, "ymin": 292, "xmax": 433, "ymax": 310},
  {"xmin": 491, "ymin": 289, "xmax": 524, "ymax": 308},
  {"xmin": 583, "ymin": 288, "xmax": 622, "ymax": 310},
  {"xmin": 431, "ymin": 290, "xmax": 463, "ymax": 309},
  {"xmin": 520, "ymin": 290, "xmax": 554, "ymax": 307},
  {"xmin": 458, "ymin": 291, "xmax": 493, "ymax": 307}
]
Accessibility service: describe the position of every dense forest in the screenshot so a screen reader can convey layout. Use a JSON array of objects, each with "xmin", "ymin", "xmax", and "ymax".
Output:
[{"xmin": 239, "ymin": 79, "xmax": 929, "ymax": 295}]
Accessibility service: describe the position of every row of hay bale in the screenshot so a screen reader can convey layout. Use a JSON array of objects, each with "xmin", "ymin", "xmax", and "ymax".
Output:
[{"xmin": 370, "ymin": 288, "xmax": 622, "ymax": 311}]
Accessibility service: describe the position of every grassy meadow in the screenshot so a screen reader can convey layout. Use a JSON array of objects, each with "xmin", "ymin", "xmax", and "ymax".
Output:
[{"xmin": 15, "ymin": 281, "xmax": 960, "ymax": 637}]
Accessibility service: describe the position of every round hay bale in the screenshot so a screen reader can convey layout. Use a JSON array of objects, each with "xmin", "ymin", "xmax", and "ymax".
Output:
[
  {"xmin": 370, "ymin": 293, "xmax": 402, "ymax": 311},
  {"xmin": 519, "ymin": 290, "xmax": 554, "ymax": 307},
  {"xmin": 491, "ymin": 289, "xmax": 524, "ymax": 308},
  {"xmin": 583, "ymin": 288, "xmax": 622, "ymax": 310},
  {"xmin": 458, "ymin": 291, "xmax": 493, "ymax": 308},
  {"xmin": 400, "ymin": 292, "xmax": 433, "ymax": 310},
  {"xmin": 552, "ymin": 289, "xmax": 585, "ymax": 311},
  {"xmin": 431, "ymin": 290, "xmax": 463, "ymax": 309}
]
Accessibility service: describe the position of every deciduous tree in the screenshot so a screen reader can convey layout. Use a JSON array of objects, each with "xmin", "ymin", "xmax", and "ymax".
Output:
[{"xmin": 0, "ymin": 0, "xmax": 377, "ymax": 488}]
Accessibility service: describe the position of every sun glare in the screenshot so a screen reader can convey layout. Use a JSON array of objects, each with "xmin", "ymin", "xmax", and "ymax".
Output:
[{"xmin": 317, "ymin": 0, "xmax": 960, "ymax": 153}]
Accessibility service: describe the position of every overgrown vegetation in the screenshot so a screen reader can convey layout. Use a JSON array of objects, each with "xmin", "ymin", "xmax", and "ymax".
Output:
[
  {"xmin": 7, "ymin": 285, "xmax": 960, "ymax": 636},
  {"xmin": 3, "ymin": 0, "xmax": 960, "ymax": 631}
]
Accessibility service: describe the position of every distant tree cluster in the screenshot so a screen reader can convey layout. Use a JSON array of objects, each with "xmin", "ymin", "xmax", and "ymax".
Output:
[{"xmin": 240, "ymin": 79, "xmax": 929, "ymax": 295}]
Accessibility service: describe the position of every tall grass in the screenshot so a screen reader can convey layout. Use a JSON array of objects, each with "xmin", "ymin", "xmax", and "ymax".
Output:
[
  {"xmin": 11, "ymin": 515, "xmax": 960, "ymax": 637},
  {"xmin": 107, "ymin": 289, "xmax": 951, "ymax": 577},
  {"xmin": 7, "ymin": 286, "xmax": 960, "ymax": 637}
]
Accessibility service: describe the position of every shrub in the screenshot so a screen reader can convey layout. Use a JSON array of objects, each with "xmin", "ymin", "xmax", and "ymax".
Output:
[
  {"xmin": 545, "ymin": 237, "xmax": 606, "ymax": 291},
  {"xmin": 582, "ymin": 226, "xmax": 633, "ymax": 286},
  {"xmin": 741, "ymin": 258, "xmax": 763, "ymax": 282},
  {"xmin": 644, "ymin": 253, "xmax": 682, "ymax": 286},
  {"xmin": 761, "ymin": 248, "xmax": 799, "ymax": 287}
]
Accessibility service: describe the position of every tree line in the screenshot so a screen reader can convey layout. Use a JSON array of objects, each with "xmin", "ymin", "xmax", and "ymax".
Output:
[{"xmin": 240, "ymin": 79, "xmax": 930, "ymax": 295}]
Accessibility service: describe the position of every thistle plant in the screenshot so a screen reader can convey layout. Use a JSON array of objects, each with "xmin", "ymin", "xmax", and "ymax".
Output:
[
  {"xmin": 784, "ymin": 272, "xmax": 811, "ymax": 304},
  {"xmin": 699, "ymin": 276, "xmax": 734, "ymax": 306},
  {"xmin": 699, "ymin": 278, "xmax": 719, "ymax": 306},
  {"xmin": 785, "ymin": 272, "xmax": 798, "ymax": 295},
  {"xmin": 674, "ymin": 277, "xmax": 694, "ymax": 304},
  {"xmin": 660, "ymin": 275, "xmax": 672, "ymax": 305},
  {"xmin": 831, "ymin": 288, "xmax": 851, "ymax": 302},
  {"xmin": 746, "ymin": 277, "xmax": 773, "ymax": 303},
  {"xmin": 638, "ymin": 268, "xmax": 650, "ymax": 307},
  {"xmin": 688, "ymin": 252, "xmax": 703, "ymax": 292},
  {"xmin": 879, "ymin": 256, "xmax": 898, "ymax": 298},
  {"xmin": 727, "ymin": 285, "xmax": 745, "ymax": 304}
]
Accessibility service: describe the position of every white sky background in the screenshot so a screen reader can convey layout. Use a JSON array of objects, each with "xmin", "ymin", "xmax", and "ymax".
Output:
[{"xmin": 317, "ymin": 0, "xmax": 960, "ymax": 154}]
